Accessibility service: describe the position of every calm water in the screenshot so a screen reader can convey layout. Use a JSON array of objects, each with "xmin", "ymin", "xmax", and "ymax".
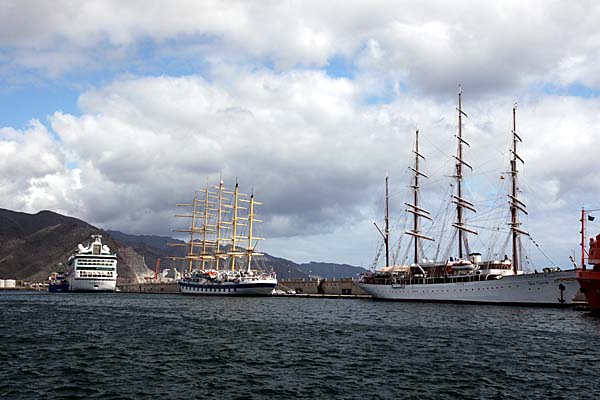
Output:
[{"xmin": 1, "ymin": 292, "xmax": 599, "ymax": 399}]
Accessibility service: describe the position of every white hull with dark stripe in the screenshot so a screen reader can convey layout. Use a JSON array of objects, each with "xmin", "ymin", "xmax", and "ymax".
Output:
[{"xmin": 179, "ymin": 278, "xmax": 277, "ymax": 296}]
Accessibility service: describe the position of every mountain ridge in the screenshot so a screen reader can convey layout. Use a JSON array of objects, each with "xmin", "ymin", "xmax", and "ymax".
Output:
[{"xmin": 0, "ymin": 208, "xmax": 366, "ymax": 282}]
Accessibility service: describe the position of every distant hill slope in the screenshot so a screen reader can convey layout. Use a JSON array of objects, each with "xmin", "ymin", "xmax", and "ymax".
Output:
[
  {"xmin": 297, "ymin": 261, "xmax": 367, "ymax": 279},
  {"xmin": 108, "ymin": 230, "xmax": 310, "ymax": 279},
  {"xmin": 106, "ymin": 231, "xmax": 365, "ymax": 279},
  {"xmin": 0, "ymin": 209, "xmax": 153, "ymax": 283},
  {"xmin": 0, "ymin": 208, "xmax": 362, "ymax": 282},
  {"xmin": 106, "ymin": 230, "xmax": 185, "ymax": 273},
  {"xmin": 107, "ymin": 230, "xmax": 179, "ymax": 251},
  {"xmin": 0, "ymin": 209, "xmax": 95, "ymax": 280}
]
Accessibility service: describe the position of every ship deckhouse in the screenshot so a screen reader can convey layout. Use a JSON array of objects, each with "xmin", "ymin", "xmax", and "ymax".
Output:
[{"xmin": 68, "ymin": 235, "xmax": 118, "ymax": 291}]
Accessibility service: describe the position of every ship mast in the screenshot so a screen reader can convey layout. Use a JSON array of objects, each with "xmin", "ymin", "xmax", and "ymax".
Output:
[
  {"xmin": 374, "ymin": 176, "xmax": 390, "ymax": 267},
  {"xmin": 200, "ymin": 181, "xmax": 217, "ymax": 271},
  {"xmin": 230, "ymin": 180, "xmax": 243, "ymax": 271},
  {"xmin": 215, "ymin": 179, "xmax": 225, "ymax": 271},
  {"xmin": 244, "ymin": 191, "xmax": 263, "ymax": 272},
  {"xmin": 581, "ymin": 207, "xmax": 586, "ymax": 271},
  {"xmin": 171, "ymin": 190, "xmax": 205, "ymax": 272},
  {"xmin": 509, "ymin": 103, "xmax": 528, "ymax": 274},
  {"xmin": 385, "ymin": 176, "xmax": 390, "ymax": 267},
  {"xmin": 452, "ymin": 85, "xmax": 477, "ymax": 259},
  {"xmin": 405, "ymin": 129, "xmax": 433, "ymax": 265},
  {"xmin": 188, "ymin": 191, "xmax": 198, "ymax": 272},
  {"xmin": 171, "ymin": 179, "xmax": 263, "ymax": 274}
]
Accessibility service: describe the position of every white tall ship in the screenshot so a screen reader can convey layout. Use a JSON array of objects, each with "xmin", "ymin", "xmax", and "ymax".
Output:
[
  {"xmin": 358, "ymin": 89, "xmax": 580, "ymax": 306},
  {"xmin": 67, "ymin": 235, "xmax": 118, "ymax": 292},
  {"xmin": 171, "ymin": 179, "xmax": 277, "ymax": 296}
]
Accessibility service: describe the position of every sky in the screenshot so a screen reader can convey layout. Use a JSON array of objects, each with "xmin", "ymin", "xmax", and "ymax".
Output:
[{"xmin": 2, "ymin": 0, "xmax": 600, "ymax": 270}]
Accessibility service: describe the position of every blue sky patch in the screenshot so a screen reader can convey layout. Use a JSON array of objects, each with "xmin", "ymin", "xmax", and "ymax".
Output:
[
  {"xmin": 0, "ymin": 84, "xmax": 80, "ymax": 129},
  {"xmin": 325, "ymin": 55, "xmax": 355, "ymax": 79},
  {"xmin": 542, "ymin": 82, "xmax": 600, "ymax": 98}
]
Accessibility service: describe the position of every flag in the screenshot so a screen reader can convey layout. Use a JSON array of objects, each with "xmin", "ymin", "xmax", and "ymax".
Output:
[{"xmin": 589, "ymin": 215, "xmax": 595, "ymax": 221}]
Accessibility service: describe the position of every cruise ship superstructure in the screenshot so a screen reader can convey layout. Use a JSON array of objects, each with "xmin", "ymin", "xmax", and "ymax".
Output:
[
  {"xmin": 358, "ymin": 89, "xmax": 580, "ymax": 306},
  {"xmin": 67, "ymin": 235, "xmax": 118, "ymax": 292}
]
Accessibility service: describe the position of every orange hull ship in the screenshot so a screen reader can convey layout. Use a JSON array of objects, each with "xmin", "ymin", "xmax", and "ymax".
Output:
[
  {"xmin": 578, "ymin": 234, "xmax": 600, "ymax": 310},
  {"xmin": 577, "ymin": 208, "xmax": 600, "ymax": 311}
]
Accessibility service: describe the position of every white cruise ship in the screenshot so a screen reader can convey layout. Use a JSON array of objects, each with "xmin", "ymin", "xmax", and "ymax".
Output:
[
  {"xmin": 358, "ymin": 91, "xmax": 581, "ymax": 306},
  {"xmin": 67, "ymin": 235, "xmax": 118, "ymax": 292}
]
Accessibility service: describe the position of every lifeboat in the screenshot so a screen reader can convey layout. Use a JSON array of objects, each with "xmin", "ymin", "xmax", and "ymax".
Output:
[
  {"xmin": 201, "ymin": 270, "xmax": 219, "ymax": 280},
  {"xmin": 446, "ymin": 259, "xmax": 473, "ymax": 275}
]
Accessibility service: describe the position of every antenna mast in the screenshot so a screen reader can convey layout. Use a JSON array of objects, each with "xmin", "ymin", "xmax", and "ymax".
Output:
[
  {"xmin": 405, "ymin": 129, "xmax": 433, "ymax": 265},
  {"xmin": 452, "ymin": 85, "xmax": 477, "ymax": 259}
]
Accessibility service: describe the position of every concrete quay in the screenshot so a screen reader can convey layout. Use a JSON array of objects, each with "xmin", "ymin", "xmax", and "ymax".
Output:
[
  {"xmin": 117, "ymin": 278, "xmax": 371, "ymax": 297},
  {"xmin": 118, "ymin": 282, "xmax": 179, "ymax": 294},
  {"xmin": 278, "ymin": 278, "xmax": 369, "ymax": 296}
]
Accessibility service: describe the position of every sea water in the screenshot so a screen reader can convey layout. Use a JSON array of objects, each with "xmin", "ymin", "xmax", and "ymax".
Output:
[{"xmin": 1, "ymin": 292, "xmax": 599, "ymax": 399}]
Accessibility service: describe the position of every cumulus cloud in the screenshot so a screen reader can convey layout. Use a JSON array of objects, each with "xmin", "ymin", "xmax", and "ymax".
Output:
[
  {"xmin": 44, "ymin": 71, "xmax": 390, "ymax": 236},
  {"xmin": 2, "ymin": 1, "xmax": 600, "ymax": 93},
  {"xmin": 1, "ymin": 68, "xmax": 597, "ymax": 266},
  {"xmin": 2, "ymin": 2, "xmax": 600, "ymax": 266},
  {"xmin": 0, "ymin": 120, "xmax": 80, "ymax": 213}
]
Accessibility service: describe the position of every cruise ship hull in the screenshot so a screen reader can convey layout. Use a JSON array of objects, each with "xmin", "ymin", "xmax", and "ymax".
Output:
[
  {"xmin": 358, "ymin": 270, "xmax": 580, "ymax": 306},
  {"xmin": 179, "ymin": 279, "xmax": 277, "ymax": 296},
  {"xmin": 69, "ymin": 278, "xmax": 117, "ymax": 292}
]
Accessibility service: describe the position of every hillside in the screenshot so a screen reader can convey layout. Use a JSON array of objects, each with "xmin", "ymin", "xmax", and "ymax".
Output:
[
  {"xmin": 106, "ymin": 231, "xmax": 367, "ymax": 279},
  {"xmin": 297, "ymin": 261, "xmax": 367, "ymax": 279},
  {"xmin": 0, "ymin": 209, "xmax": 363, "ymax": 282},
  {"xmin": 0, "ymin": 209, "xmax": 153, "ymax": 283},
  {"xmin": 108, "ymin": 230, "xmax": 310, "ymax": 279},
  {"xmin": 106, "ymin": 230, "xmax": 185, "ymax": 273}
]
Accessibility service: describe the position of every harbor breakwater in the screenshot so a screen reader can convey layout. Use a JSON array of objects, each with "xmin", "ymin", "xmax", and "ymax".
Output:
[{"xmin": 118, "ymin": 278, "xmax": 370, "ymax": 297}]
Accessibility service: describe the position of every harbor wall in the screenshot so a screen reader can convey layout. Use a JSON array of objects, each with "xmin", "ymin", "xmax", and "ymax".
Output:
[
  {"xmin": 278, "ymin": 278, "xmax": 369, "ymax": 296},
  {"xmin": 118, "ymin": 282, "xmax": 179, "ymax": 294},
  {"xmin": 117, "ymin": 279, "xmax": 369, "ymax": 296}
]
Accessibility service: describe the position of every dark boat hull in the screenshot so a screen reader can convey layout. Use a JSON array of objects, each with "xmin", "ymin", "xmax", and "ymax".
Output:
[{"xmin": 48, "ymin": 282, "xmax": 70, "ymax": 292}]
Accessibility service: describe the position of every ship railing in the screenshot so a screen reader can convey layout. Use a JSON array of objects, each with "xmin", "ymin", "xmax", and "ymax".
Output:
[{"xmin": 394, "ymin": 273, "xmax": 503, "ymax": 287}]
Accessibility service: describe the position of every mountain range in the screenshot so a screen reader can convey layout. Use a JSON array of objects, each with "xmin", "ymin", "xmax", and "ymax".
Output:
[{"xmin": 0, "ymin": 208, "xmax": 366, "ymax": 283}]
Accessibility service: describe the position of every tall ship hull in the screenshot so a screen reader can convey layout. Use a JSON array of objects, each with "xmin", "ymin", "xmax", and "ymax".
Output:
[
  {"xmin": 359, "ymin": 270, "xmax": 580, "ymax": 306},
  {"xmin": 179, "ymin": 277, "xmax": 277, "ymax": 296},
  {"xmin": 67, "ymin": 235, "xmax": 118, "ymax": 292}
]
